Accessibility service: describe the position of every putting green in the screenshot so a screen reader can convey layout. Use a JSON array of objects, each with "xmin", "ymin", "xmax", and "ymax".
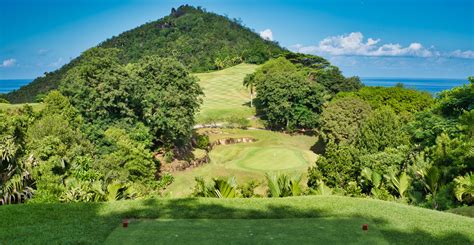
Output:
[
  {"xmin": 164, "ymin": 129, "xmax": 318, "ymax": 197},
  {"xmin": 237, "ymin": 147, "xmax": 307, "ymax": 171},
  {"xmin": 105, "ymin": 218, "xmax": 387, "ymax": 244}
]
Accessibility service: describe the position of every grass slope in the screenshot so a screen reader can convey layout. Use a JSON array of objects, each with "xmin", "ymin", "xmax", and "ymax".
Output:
[
  {"xmin": 165, "ymin": 128, "xmax": 318, "ymax": 197},
  {"xmin": 195, "ymin": 63, "xmax": 258, "ymax": 123},
  {"xmin": 1, "ymin": 196, "xmax": 472, "ymax": 244}
]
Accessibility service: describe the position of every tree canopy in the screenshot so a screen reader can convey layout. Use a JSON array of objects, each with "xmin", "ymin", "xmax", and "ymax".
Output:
[{"xmin": 60, "ymin": 48, "xmax": 203, "ymax": 146}]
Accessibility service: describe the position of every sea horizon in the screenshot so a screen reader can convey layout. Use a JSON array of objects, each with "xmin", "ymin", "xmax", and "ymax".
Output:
[{"xmin": 0, "ymin": 76, "xmax": 470, "ymax": 95}]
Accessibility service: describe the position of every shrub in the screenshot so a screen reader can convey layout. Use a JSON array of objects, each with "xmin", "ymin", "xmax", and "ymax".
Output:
[
  {"xmin": 192, "ymin": 177, "xmax": 238, "ymax": 198},
  {"xmin": 238, "ymin": 180, "xmax": 260, "ymax": 198},
  {"xmin": 265, "ymin": 173, "xmax": 302, "ymax": 197},
  {"xmin": 194, "ymin": 133, "xmax": 210, "ymax": 149},
  {"xmin": 320, "ymin": 97, "xmax": 372, "ymax": 144},
  {"xmin": 312, "ymin": 141, "xmax": 361, "ymax": 188},
  {"xmin": 164, "ymin": 151, "xmax": 174, "ymax": 163}
]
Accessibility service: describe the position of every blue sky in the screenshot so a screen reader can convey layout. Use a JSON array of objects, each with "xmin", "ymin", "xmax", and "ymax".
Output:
[{"xmin": 0, "ymin": 0, "xmax": 473, "ymax": 79}]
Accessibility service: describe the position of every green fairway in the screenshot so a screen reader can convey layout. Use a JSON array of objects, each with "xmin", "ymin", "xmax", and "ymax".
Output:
[
  {"xmin": 105, "ymin": 218, "xmax": 387, "ymax": 244},
  {"xmin": 195, "ymin": 63, "xmax": 258, "ymax": 123},
  {"xmin": 0, "ymin": 102, "xmax": 44, "ymax": 111},
  {"xmin": 1, "ymin": 196, "xmax": 473, "ymax": 244},
  {"xmin": 165, "ymin": 128, "xmax": 318, "ymax": 197}
]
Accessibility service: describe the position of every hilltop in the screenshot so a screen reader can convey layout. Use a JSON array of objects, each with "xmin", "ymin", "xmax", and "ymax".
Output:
[{"xmin": 3, "ymin": 5, "xmax": 284, "ymax": 103}]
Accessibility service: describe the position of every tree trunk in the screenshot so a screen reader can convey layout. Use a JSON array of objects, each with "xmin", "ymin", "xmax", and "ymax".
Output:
[{"xmin": 250, "ymin": 92, "xmax": 253, "ymax": 107}]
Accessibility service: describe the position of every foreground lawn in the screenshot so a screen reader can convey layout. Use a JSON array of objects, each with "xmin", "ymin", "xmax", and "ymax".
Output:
[
  {"xmin": 1, "ymin": 196, "xmax": 472, "ymax": 244},
  {"xmin": 105, "ymin": 218, "xmax": 386, "ymax": 244},
  {"xmin": 165, "ymin": 128, "xmax": 318, "ymax": 197},
  {"xmin": 194, "ymin": 63, "xmax": 258, "ymax": 123}
]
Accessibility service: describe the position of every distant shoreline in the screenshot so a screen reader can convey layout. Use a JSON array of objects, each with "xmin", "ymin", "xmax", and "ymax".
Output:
[{"xmin": 0, "ymin": 77, "xmax": 469, "ymax": 95}]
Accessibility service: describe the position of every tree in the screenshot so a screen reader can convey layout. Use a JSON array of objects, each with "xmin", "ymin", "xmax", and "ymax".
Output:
[
  {"xmin": 309, "ymin": 66, "xmax": 363, "ymax": 95},
  {"xmin": 60, "ymin": 48, "xmax": 136, "ymax": 125},
  {"xmin": 320, "ymin": 97, "xmax": 372, "ymax": 144},
  {"xmin": 310, "ymin": 141, "xmax": 361, "ymax": 188},
  {"xmin": 243, "ymin": 73, "xmax": 255, "ymax": 107},
  {"xmin": 255, "ymin": 71, "xmax": 326, "ymax": 131},
  {"xmin": 251, "ymin": 58, "xmax": 327, "ymax": 131},
  {"xmin": 97, "ymin": 127, "xmax": 156, "ymax": 183},
  {"xmin": 356, "ymin": 107, "xmax": 410, "ymax": 153},
  {"xmin": 0, "ymin": 108, "xmax": 35, "ymax": 205},
  {"xmin": 61, "ymin": 48, "xmax": 203, "ymax": 147},
  {"xmin": 282, "ymin": 52, "xmax": 330, "ymax": 70},
  {"xmin": 131, "ymin": 55, "xmax": 203, "ymax": 146},
  {"xmin": 337, "ymin": 86, "xmax": 434, "ymax": 114},
  {"xmin": 435, "ymin": 76, "xmax": 473, "ymax": 117}
]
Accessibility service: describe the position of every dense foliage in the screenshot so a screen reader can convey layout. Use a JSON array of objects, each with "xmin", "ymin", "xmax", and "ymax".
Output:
[
  {"xmin": 320, "ymin": 97, "xmax": 372, "ymax": 144},
  {"xmin": 246, "ymin": 54, "xmax": 362, "ymax": 131},
  {"xmin": 0, "ymin": 49, "xmax": 204, "ymax": 204},
  {"xmin": 3, "ymin": 5, "xmax": 284, "ymax": 103},
  {"xmin": 61, "ymin": 48, "xmax": 203, "ymax": 146},
  {"xmin": 337, "ymin": 86, "xmax": 434, "ymax": 114},
  {"xmin": 308, "ymin": 77, "xmax": 474, "ymax": 210}
]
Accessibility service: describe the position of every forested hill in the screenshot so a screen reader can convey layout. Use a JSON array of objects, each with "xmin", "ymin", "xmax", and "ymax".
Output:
[{"xmin": 3, "ymin": 5, "xmax": 285, "ymax": 103}]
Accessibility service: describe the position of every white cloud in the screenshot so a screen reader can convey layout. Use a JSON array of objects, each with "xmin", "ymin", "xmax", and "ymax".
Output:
[
  {"xmin": 259, "ymin": 29, "xmax": 273, "ymax": 41},
  {"xmin": 291, "ymin": 32, "xmax": 473, "ymax": 59},
  {"xmin": 448, "ymin": 50, "xmax": 474, "ymax": 59},
  {"xmin": 0, "ymin": 58, "xmax": 16, "ymax": 67}
]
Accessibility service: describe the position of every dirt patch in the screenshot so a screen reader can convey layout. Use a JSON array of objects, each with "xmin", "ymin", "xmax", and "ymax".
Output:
[{"xmin": 211, "ymin": 137, "xmax": 257, "ymax": 146}]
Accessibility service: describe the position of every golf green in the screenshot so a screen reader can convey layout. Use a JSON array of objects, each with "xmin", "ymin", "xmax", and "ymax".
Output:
[{"xmin": 237, "ymin": 147, "xmax": 308, "ymax": 171}]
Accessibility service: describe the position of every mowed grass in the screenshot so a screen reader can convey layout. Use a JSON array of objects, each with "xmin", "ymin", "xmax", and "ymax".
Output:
[
  {"xmin": 1, "ymin": 196, "xmax": 473, "ymax": 244},
  {"xmin": 165, "ymin": 128, "xmax": 318, "ymax": 197},
  {"xmin": 105, "ymin": 218, "xmax": 386, "ymax": 244},
  {"xmin": 0, "ymin": 102, "xmax": 44, "ymax": 112},
  {"xmin": 194, "ymin": 63, "xmax": 258, "ymax": 123}
]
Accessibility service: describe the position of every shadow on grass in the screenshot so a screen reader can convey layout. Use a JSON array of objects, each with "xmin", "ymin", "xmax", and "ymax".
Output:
[{"xmin": 1, "ymin": 198, "xmax": 473, "ymax": 244}]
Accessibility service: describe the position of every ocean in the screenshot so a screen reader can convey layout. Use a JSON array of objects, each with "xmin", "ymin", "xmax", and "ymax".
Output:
[
  {"xmin": 0, "ymin": 79, "xmax": 33, "ymax": 94},
  {"xmin": 0, "ymin": 78, "xmax": 469, "ymax": 95},
  {"xmin": 361, "ymin": 77, "xmax": 469, "ymax": 94}
]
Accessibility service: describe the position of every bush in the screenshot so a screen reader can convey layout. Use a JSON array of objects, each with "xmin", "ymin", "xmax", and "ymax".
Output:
[
  {"xmin": 312, "ymin": 141, "xmax": 361, "ymax": 188},
  {"xmin": 192, "ymin": 177, "xmax": 238, "ymax": 198},
  {"xmin": 194, "ymin": 133, "xmax": 210, "ymax": 149},
  {"xmin": 265, "ymin": 173, "xmax": 302, "ymax": 197},
  {"xmin": 252, "ymin": 58, "xmax": 327, "ymax": 131},
  {"xmin": 320, "ymin": 97, "xmax": 372, "ymax": 144},
  {"xmin": 164, "ymin": 151, "xmax": 174, "ymax": 163},
  {"xmin": 238, "ymin": 180, "xmax": 260, "ymax": 198}
]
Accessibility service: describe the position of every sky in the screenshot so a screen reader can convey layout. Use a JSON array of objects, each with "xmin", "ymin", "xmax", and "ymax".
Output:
[{"xmin": 0, "ymin": 0, "xmax": 473, "ymax": 79}]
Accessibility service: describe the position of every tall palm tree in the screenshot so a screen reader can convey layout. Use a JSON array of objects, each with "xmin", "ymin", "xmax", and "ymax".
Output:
[{"xmin": 243, "ymin": 73, "xmax": 255, "ymax": 108}]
